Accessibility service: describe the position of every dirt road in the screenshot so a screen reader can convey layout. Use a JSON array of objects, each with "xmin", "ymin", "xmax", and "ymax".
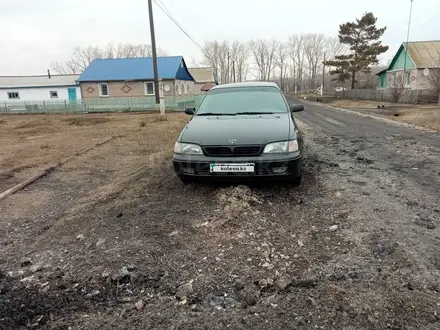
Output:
[{"xmin": 1, "ymin": 102, "xmax": 440, "ymax": 329}]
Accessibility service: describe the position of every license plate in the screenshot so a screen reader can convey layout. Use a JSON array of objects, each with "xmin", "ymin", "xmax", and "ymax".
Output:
[{"xmin": 210, "ymin": 163, "xmax": 255, "ymax": 173}]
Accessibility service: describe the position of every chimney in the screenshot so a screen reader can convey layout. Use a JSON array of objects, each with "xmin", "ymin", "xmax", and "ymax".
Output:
[{"xmin": 47, "ymin": 69, "xmax": 51, "ymax": 79}]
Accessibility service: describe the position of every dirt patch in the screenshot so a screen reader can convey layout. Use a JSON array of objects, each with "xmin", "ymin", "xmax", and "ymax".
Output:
[
  {"xmin": 329, "ymin": 99, "xmax": 440, "ymax": 131},
  {"xmin": 14, "ymin": 120, "xmax": 55, "ymax": 130},
  {"xmin": 0, "ymin": 112, "xmax": 187, "ymax": 192},
  {"xmin": 65, "ymin": 117, "xmax": 110, "ymax": 126}
]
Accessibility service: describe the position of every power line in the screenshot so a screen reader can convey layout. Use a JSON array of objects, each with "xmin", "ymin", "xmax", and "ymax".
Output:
[
  {"xmin": 391, "ymin": 3, "xmax": 440, "ymax": 25},
  {"xmin": 165, "ymin": 0, "xmax": 180, "ymax": 17},
  {"xmin": 152, "ymin": 0, "xmax": 206, "ymax": 54},
  {"xmin": 416, "ymin": 4, "xmax": 440, "ymax": 25}
]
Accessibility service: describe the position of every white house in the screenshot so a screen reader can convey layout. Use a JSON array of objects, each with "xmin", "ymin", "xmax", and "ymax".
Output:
[
  {"xmin": 0, "ymin": 73, "xmax": 81, "ymax": 102},
  {"xmin": 188, "ymin": 67, "xmax": 216, "ymax": 93}
]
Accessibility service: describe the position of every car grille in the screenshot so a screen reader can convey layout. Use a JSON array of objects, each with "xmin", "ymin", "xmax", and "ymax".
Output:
[{"xmin": 203, "ymin": 146, "xmax": 262, "ymax": 157}]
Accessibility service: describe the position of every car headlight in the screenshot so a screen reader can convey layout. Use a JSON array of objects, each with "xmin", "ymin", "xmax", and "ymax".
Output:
[
  {"xmin": 174, "ymin": 142, "xmax": 203, "ymax": 155},
  {"xmin": 263, "ymin": 140, "xmax": 299, "ymax": 153}
]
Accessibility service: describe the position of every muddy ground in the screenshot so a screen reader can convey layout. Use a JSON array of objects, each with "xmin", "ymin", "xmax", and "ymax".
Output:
[{"xmin": 1, "ymin": 102, "xmax": 440, "ymax": 329}]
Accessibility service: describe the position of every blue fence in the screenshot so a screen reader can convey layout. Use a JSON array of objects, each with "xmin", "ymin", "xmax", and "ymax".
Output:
[{"xmin": 0, "ymin": 95, "xmax": 206, "ymax": 114}]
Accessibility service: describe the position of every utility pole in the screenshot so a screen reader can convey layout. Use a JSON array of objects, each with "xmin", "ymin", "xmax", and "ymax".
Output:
[
  {"xmin": 147, "ymin": 0, "xmax": 160, "ymax": 106},
  {"xmin": 321, "ymin": 52, "xmax": 326, "ymax": 96},
  {"xmin": 232, "ymin": 59, "xmax": 236, "ymax": 83},
  {"xmin": 403, "ymin": 0, "xmax": 414, "ymax": 86}
]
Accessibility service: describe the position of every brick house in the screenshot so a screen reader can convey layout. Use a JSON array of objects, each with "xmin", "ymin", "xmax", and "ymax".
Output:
[{"xmin": 77, "ymin": 56, "xmax": 196, "ymax": 99}]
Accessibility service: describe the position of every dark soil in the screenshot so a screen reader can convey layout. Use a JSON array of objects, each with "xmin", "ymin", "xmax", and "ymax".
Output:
[{"xmin": 1, "ymin": 107, "xmax": 440, "ymax": 329}]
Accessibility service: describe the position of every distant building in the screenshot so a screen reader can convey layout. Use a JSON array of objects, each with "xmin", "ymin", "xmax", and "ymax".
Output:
[
  {"xmin": 188, "ymin": 67, "xmax": 216, "ymax": 92},
  {"xmin": 77, "ymin": 56, "xmax": 195, "ymax": 99},
  {"xmin": 200, "ymin": 82, "xmax": 216, "ymax": 93},
  {"xmin": 377, "ymin": 40, "xmax": 440, "ymax": 90},
  {"xmin": 0, "ymin": 73, "xmax": 81, "ymax": 102}
]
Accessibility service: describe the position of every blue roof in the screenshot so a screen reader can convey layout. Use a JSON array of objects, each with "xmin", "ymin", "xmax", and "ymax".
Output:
[{"xmin": 77, "ymin": 56, "xmax": 194, "ymax": 82}]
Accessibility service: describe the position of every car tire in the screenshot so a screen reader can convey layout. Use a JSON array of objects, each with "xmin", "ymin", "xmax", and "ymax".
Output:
[
  {"xmin": 179, "ymin": 176, "xmax": 193, "ymax": 184},
  {"xmin": 290, "ymin": 175, "xmax": 302, "ymax": 186}
]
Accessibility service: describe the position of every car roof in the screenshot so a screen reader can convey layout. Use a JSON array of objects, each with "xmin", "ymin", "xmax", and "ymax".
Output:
[{"xmin": 211, "ymin": 81, "xmax": 280, "ymax": 90}]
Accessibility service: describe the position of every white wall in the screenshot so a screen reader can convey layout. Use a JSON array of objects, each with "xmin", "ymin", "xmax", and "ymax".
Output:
[
  {"xmin": 174, "ymin": 80, "xmax": 197, "ymax": 96},
  {"xmin": 0, "ymin": 86, "xmax": 81, "ymax": 102}
]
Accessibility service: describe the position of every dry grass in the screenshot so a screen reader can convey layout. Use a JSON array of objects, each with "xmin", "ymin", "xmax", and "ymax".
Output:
[
  {"xmin": 0, "ymin": 112, "xmax": 188, "ymax": 192},
  {"xmin": 330, "ymin": 99, "xmax": 440, "ymax": 130},
  {"xmin": 151, "ymin": 114, "xmax": 168, "ymax": 122}
]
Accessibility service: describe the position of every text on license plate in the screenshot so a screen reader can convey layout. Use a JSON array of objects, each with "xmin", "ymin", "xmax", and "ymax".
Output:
[{"xmin": 210, "ymin": 163, "xmax": 255, "ymax": 173}]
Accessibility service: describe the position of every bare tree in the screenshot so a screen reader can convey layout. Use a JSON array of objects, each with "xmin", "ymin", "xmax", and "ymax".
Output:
[
  {"xmin": 217, "ymin": 41, "xmax": 230, "ymax": 84},
  {"xmin": 203, "ymin": 40, "xmax": 250, "ymax": 83},
  {"xmin": 427, "ymin": 53, "xmax": 440, "ymax": 100},
  {"xmin": 275, "ymin": 42, "xmax": 289, "ymax": 91},
  {"xmin": 202, "ymin": 41, "xmax": 221, "ymax": 82},
  {"xmin": 234, "ymin": 41, "xmax": 250, "ymax": 82},
  {"xmin": 202, "ymin": 41, "xmax": 232, "ymax": 84},
  {"xmin": 303, "ymin": 33, "xmax": 326, "ymax": 89},
  {"xmin": 51, "ymin": 43, "xmax": 167, "ymax": 74},
  {"xmin": 325, "ymin": 36, "xmax": 345, "ymax": 61},
  {"xmin": 250, "ymin": 38, "xmax": 278, "ymax": 81},
  {"xmin": 288, "ymin": 34, "xmax": 307, "ymax": 92},
  {"xmin": 389, "ymin": 72, "xmax": 405, "ymax": 103},
  {"xmin": 229, "ymin": 41, "xmax": 250, "ymax": 83}
]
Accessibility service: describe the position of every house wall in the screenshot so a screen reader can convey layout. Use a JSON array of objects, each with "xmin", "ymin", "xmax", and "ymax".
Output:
[
  {"xmin": 384, "ymin": 69, "xmax": 435, "ymax": 90},
  {"xmin": 413, "ymin": 69, "xmax": 437, "ymax": 89},
  {"xmin": 389, "ymin": 47, "xmax": 416, "ymax": 71},
  {"xmin": 173, "ymin": 80, "xmax": 196, "ymax": 96},
  {"xmin": 378, "ymin": 72, "xmax": 387, "ymax": 88},
  {"xmin": 0, "ymin": 86, "xmax": 81, "ymax": 102},
  {"xmin": 80, "ymin": 80, "xmax": 195, "ymax": 99}
]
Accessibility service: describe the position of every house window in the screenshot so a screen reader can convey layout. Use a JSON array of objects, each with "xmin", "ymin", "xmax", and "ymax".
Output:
[
  {"xmin": 145, "ymin": 82, "xmax": 154, "ymax": 95},
  {"xmin": 50, "ymin": 91, "xmax": 58, "ymax": 99},
  {"xmin": 178, "ymin": 84, "xmax": 182, "ymax": 95},
  {"xmin": 7, "ymin": 92, "xmax": 20, "ymax": 99},
  {"xmin": 98, "ymin": 83, "xmax": 109, "ymax": 97}
]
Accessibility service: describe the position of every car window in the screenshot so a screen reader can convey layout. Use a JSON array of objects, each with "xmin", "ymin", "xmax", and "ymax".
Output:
[{"xmin": 196, "ymin": 87, "xmax": 288, "ymax": 115}]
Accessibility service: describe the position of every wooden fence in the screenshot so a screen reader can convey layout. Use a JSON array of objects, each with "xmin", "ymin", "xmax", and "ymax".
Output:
[{"xmin": 337, "ymin": 89, "xmax": 439, "ymax": 104}]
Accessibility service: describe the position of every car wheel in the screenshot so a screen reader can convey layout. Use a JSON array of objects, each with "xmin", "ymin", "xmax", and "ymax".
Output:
[
  {"xmin": 290, "ymin": 175, "xmax": 302, "ymax": 186},
  {"xmin": 179, "ymin": 176, "xmax": 193, "ymax": 184}
]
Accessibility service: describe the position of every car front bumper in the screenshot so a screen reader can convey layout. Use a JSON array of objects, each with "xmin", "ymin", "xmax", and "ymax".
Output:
[{"xmin": 172, "ymin": 152, "xmax": 303, "ymax": 181}]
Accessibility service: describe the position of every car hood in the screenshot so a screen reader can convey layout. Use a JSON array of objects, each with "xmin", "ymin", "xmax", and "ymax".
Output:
[{"xmin": 180, "ymin": 114, "xmax": 291, "ymax": 145}]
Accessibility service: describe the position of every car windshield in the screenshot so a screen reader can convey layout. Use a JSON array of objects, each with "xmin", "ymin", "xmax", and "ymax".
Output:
[{"xmin": 196, "ymin": 86, "xmax": 288, "ymax": 115}]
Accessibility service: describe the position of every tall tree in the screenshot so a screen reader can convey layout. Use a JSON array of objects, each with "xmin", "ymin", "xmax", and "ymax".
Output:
[
  {"xmin": 325, "ymin": 12, "xmax": 389, "ymax": 89},
  {"xmin": 275, "ymin": 42, "xmax": 288, "ymax": 91},
  {"xmin": 250, "ymin": 38, "xmax": 278, "ymax": 81}
]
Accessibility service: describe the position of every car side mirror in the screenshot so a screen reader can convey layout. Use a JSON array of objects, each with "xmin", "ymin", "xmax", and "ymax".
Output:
[
  {"xmin": 185, "ymin": 107, "xmax": 195, "ymax": 115},
  {"xmin": 290, "ymin": 104, "xmax": 304, "ymax": 112}
]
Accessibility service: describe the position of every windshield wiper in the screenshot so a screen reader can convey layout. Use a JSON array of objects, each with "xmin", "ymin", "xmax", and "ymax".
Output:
[
  {"xmin": 197, "ymin": 113, "xmax": 236, "ymax": 116},
  {"xmin": 234, "ymin": 111, "xmax": 274, "ymax": 115}
]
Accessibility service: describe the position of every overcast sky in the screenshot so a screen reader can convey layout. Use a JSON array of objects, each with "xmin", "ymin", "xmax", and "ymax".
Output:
[{"xmin": 1, "ymin": 0, "xmax": 439, "ymax": 75}]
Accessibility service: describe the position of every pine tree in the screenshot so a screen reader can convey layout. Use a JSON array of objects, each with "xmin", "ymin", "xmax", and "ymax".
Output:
[{"xmin": 326, "ymin": 12, "xmax": 389, "ymax": 89}]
